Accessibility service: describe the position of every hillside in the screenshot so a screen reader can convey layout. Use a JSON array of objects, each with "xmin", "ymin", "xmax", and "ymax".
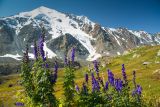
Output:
[
  {"xmin": 0, "ymin": 45, "xmax": 160, "ymax": 106},
  {"xmin": 103, "ymin": 45, "xmax": 160, "ymax": 97}
]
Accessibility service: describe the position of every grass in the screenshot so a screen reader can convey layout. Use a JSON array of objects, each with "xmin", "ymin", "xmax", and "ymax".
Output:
[{"xmin": 0, "ymin": 45, "xmax": 160, "ymax": 106}]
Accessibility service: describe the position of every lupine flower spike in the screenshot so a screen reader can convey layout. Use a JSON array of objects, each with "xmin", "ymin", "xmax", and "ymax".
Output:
[
  {"xmin": 93, "ymin": 60, "xmax": 99, "ymax": 73},
  {"xmin": 108, "ymin": 69, "xmax": 114, "ymax": 86},
  {"xmin": 82, "ymin": 83, "xmax": 87, "ymax": 94},
  {"xmin": 85, "ymin": 73, "xmax": 89, "ymax": 83},
  {"xmin": 39, "ymin": 36, "xmax": 45, "ymax": 61},
  {"xmin": 104, "ymin": 81, "xmax": 109, "ymax": 91},
  {"xmin": 122, "ymin": 64, "xmax": 127, "ymax": 84},
  {"xmin": 133, "ymin": 71, "xmax": 136, "ymax": 88},
  {"xmin": 115, "ymin": 79, "xmax": 123, "ymax": 92},
  {"xmin": 50, "ymin": 61, "xmax": 58, "ymax": 84},
  {"xmin": 15, "ymin": 102, "xmax": 24, "ymax": 106},
  {"xmin": 71, "ymin": 47, "xmax": 75, "ymax": 63},
  {"xmin": 75, "ymin": 85, "xmax": 80, "ymax": 92},
  {"xmin": 64, "ymin": 55, "xmax": 68, "ymax": 65},
  {"xmin": 91, "ymin": 72, "xmax": 100, "ymax": 92}
]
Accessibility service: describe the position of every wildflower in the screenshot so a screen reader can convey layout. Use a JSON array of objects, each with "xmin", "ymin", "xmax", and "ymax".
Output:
[
  {"xmin": 93, "ymin": 60, "xmax": 99, "ymax": 73},
  {"xmin": 132, "ymin": 90, "xmax": 136, "ymax": 96},
  {"xmin": 71, "ymin": 47, "xmax": 75, "ymax": 62},
  {"xmin": 85, "ymin": 73, "xmax": 89, "ymax": 83},
  {"xmin": 50, "ymin": 74, "xmax": 57, "ymax": 84},
  {"xmin": 122, "ymin": 64, "xmax": 127, "ymax": 83},
  {"xmin": 115, "ymin": 79, "xmax": 123, "ymax": 92},
  {"xmin": 107, "ymin": 69, "xmax": 114, "ymax": 86},
  {"xmin": 75, "ymin": 85, "xmax": 80, "ymax": 92},
  {"xmin": 91, "ymin": 72, "xmax": 100, "ymax": 92},
  {"xmin": 91, "ymin": 72, "xmax": 96, "ymax": 91},
  {"xmin": 82, "ymin": 83, "xmax": 87, "ymax": 94},
  {"xmin": 50, "ymin": 61, "xmax": 58, "ymax": 84},
  {"xmin": 15, "ymin": 102, "xmax": 24, "ymax": 106},
  {"xmin": 95, "ymin": 80, "xmax": 100, "ymax": 91},
  {"xmin": 132, "ymin": 71, "xmax": 136, "ymax": 88},
  {"xmin": 64, "ymin": 55, "xmax": 68, "ymax": 65},
  {"xmin": 136, "ymin": 85, "xmax": 142, "ymax": 95},
  {"xmin": 54, "ymin": 61, "xmax": 58, "ymax": 73},
  {"xmin": 39, "ymin": 36, "xmax": 45, "ymax": 61},
  {"xmin": 104, "ymin": 81, "xmax": 109, "ymax": 91},
  {"xmin": 132, "ymin": 84, "xmax": 142, "ymax": 96}
]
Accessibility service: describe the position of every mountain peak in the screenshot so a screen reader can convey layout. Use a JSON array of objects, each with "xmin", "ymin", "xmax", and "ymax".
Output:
[
  {"xmin": 34, "ymin": 6, "xmax": 57, "ymax": 13},
  {"xmin": 38, "ymin": 6, "xmax": 51, "ymax": 10},
  {"xmin": 17, "ymin": 6, "xmax": 62, "ymax": 18}
]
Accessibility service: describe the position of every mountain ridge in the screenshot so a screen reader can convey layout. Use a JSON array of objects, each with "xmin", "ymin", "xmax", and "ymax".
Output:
[{"xmin": 0, "ymin": 6, "xmax": 160, "ymax": 61}]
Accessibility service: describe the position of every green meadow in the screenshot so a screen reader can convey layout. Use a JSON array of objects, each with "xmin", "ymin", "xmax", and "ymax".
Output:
[{"xmin": 0, "ymin": 45, "xmax": 160, "ymax": 106}]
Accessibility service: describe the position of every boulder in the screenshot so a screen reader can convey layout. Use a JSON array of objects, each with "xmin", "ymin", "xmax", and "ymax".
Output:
[{"xmin": 143, "ymin": 62, "xmax": 151, "ymax": 65}]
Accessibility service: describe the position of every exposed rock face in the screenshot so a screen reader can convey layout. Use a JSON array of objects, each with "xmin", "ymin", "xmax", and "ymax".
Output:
[
  {"xmin": 0, "ymin": 6, "xmax": 160, "ymax": 62},
  {"xmin": 47, "ymin": 34, "xmax": 89, "ymax": 60}
]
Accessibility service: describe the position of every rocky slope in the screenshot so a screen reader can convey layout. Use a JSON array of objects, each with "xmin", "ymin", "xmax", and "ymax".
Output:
[{"xmin": 0, "ymin": 6, "xmax": 160, "ymax": 62}]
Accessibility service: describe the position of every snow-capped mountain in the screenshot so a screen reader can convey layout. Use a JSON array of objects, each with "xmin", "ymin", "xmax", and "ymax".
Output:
[{"xmin": 0, "ymin": 6, "xmax": 160, "ymax": 62}]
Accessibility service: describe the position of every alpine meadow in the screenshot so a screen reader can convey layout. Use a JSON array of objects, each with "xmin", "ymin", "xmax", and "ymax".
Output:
[{"xmin": 0, "ymin": 1, "xmax": 160, "ymax": 107}]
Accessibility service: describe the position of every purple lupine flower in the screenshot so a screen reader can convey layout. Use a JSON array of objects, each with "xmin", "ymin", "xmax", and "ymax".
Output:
[
  {"xmin": 133, "ymin": 71, "xmax": 136, "ymax": 88},
  {"xmin": 91, "ymin": 72, "xmax": 100, "ymax": 92},
  {"xmin": 132, "ymin": 84, "xmax": 142, "ymax": 96},
  {"xmin": 136, "ymin": 85, "xmax": 142, "ymax": 95},
  {"xmin": 64, "ymin": 55, "xmax": 68, "ymax": 65},
  {"xmin": 71, "ymin": 47, "xmax": 75, "ymax": 62},
  {"xmin": 50, "ymin": 61, "xmax": 58, "ymax": 84},
  {"xmin": 33, "ymin": 41, "xmax": 38, "ymax": 60},
  {"xmin": 85, "ymin": 73, "xmax": 89, "ymax": 83},
  {"xmin": 50, "ymin": 73, "xmax": 57, "ymax": 84},
  {"xmin": 122, "ymin": 64, "xmax": 127, "ymax": 83},
  {"xmin": 104, "ymin": 81, "xmax": 109, "ymax": 91},
  {"xmin": 107, "ymin": 69, "xmax": 114, "ymax": 86},
  {"xmin": 91, "ymin": 72, "xmax": 96, "ymax": 92},
  {"xmin": 93, "ymin": 60, "xmax": 99, "ymax": 73},
  {"xmin": 45, "ymin": 63, "xmax": 49, "ymax": 68},
  {"xmin": 95, "ymin": 79, "xmax": 100, "ymax": 91},
  {"xmin": 82, "ymin": 83, "xmax": 87, "ymax": 94},
  {"xmin": 39, "ymin": 36, "xmax": 45, "ymax": 61},
  {"xmin": 115, "ymin": 79, "xmax": 123, "ymax": 92},
  {"xmin": 132, "ymin": 90, "xmax": 136, "ymax": 96},
  {"xmin": 91, "ymin": 72, "xmax": 95, "ymax": 91},
  {"xmin": 115, "ymin": 79, "xmax": 119, "ymax": 90},
  {"xmin": 15, "ymin": 102, "xmax": 24, "ymax": 106},
  {"xmin": 54, "ymin": 61, "xmax": 58, "ymax": 73},
  {"xmin": 75, "ymin": 85, "xmax": 80, "ymax": 92}
]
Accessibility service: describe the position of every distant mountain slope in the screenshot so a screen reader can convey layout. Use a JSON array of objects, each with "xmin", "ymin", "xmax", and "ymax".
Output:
[{"xmin": 0, "ymin": 6, "xmax": 160, "ymax": 61}]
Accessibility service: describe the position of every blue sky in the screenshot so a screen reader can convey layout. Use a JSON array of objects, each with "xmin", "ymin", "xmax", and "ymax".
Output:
[{"xmin": 0, "ymin": 0, "xmax": 159, "ymax": 33}]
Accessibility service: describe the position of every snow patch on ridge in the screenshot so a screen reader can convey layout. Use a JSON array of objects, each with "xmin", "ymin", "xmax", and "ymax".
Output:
[
  {"xmin": 28, "ymin": 53, "xmax": 34, "ymax": 59},
  {"xmin": 43, "ymin": 42, "xmax": 57, "ymax": 58},
  {"xmin": 87, "ymin": 53, "xmax": 101, "ymax": 61},
  {"xmin": 109, "ymin": 28, "xmax": 117, "ymax": 32},
  {"xmin": 128, "ymin": 30, "xmax": 153, "ymax": 44},
  {"xmin": 0, "ymin": 53, "xmax": 22, "ymax": 60}
]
